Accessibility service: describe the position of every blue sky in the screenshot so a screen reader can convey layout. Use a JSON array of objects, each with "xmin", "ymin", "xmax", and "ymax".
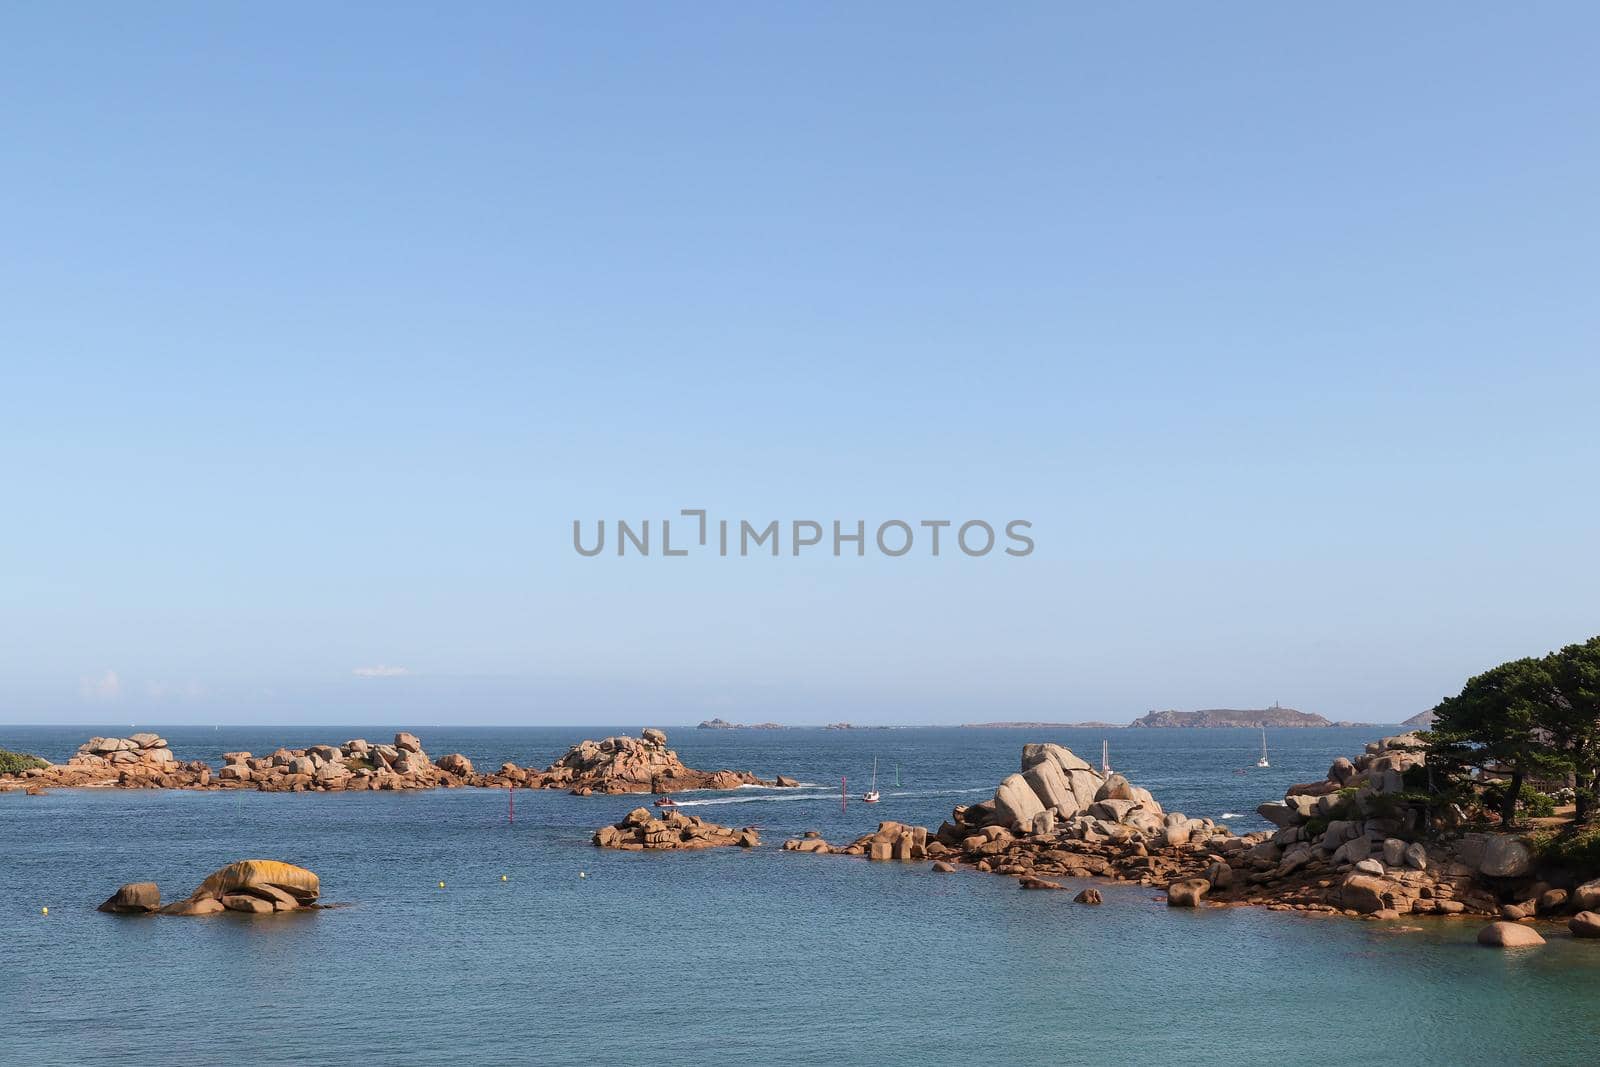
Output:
[{"xmin": 2, "ymin": 4, "xmax": 1597, "ymax": 725}]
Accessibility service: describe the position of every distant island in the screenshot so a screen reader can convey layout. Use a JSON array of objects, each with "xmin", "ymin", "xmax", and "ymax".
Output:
[
  {"xmin": 1130, "ymin": 705, "xmax": 1377, "ymax": 728},
  {"xmin": 696, "ymin": 718, "xmax": 787, "ymax": 730},
  {"xmin": 960, "ymin": 721, "xmax": 1124, "ymax": 729},
  {"xmin": 1399, "ymin": 709, "xmax": 1436, "ymax": 729}
]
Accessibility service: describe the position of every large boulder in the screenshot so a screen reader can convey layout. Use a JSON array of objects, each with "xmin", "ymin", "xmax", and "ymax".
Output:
[
  {"xmin": 1340, "ymin": 874, "xmax": 1393, "ymax": 914},
  {"xmin": 1571, "ymin": 878, "xmax": 1600, "ymax": 913},
  {"xmin": 1167, "ymin": 878, "xmax": 1210, "ymax": 907},
  {"xmin": 1095, "ymin": 774, "xmax": 1136, "ymax": 803},
  {"xmin": 1568, "ymin": 911, "xmax": 1600, "ymax": 938},
  {"xmin": 1063, "ymin": 768, "xmax": 1104, "ymax": 810},
  {"xmin": 994, "ymin": 773, "xmax": 1046, "ymax": 832},
  {"xmin": 186, "ymin": 860, "xmax": 320, "ymax": 907},
  {"xmin": 1256, "ymin": 803, "xmax": 1298, "ymax": 828},
  {"xmin": 1020, "ymin": 743, "xmax": 1092, "ymax": 775},
  {"xmin": 1021, "ymin": 758, "xmax": 1079, "ymax": 817},
  {"xmin": 1089, "ymin": 798, "xmax": 1136, "ymax": 823},
  {"xmin": 437, "ymin": 753, "xmax": 474, "ymax": 777},
  {"xmin": 98, "ymin": 882, "xmax": 161, "ymax": 914},
  {"xmin": 1477, "ymin": 836, "xmax": 1533, "ymax": 879},
  {"xmin": 1477, "ymin": 921, "xmax": 1545, "ymax": 948}
]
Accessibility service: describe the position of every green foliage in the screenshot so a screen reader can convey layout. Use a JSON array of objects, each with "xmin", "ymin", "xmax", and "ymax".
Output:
[
  {"xmin": 1424, "ymin": 635, "xmax": 1600, "ymax": 823},
  {"xmin": 0, "ymin": 747, "xmax": 49, "ymax": 775},
  {"xmin": 1520, "ymin": 791, "xmax": 1557, "ymax": 819},
  {"xmin": 344, "ymin": 756, "xmax": 373, "ymax": 772},
  {"xmin": 1302, "ymin": 816, "xmax": 1328, "ymax": 840},
  {"xmin": 1529, "ymin": 824, "xmax": 1600, "ymax": 874}
]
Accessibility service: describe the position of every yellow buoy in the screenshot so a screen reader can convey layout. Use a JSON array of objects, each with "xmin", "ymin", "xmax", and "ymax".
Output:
[
  {"xmin": 41, "ymin": 906, "xmax": 48, "ymax": 915},
  {"xmin": 501, "ymin": 874, "xmax": 508, "ymax": 882},
  {"xmin": 438, "ymin": 881, "xmax": 445, "ymax": 888}
]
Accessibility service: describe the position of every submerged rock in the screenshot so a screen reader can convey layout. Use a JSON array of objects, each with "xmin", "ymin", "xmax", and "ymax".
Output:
[
  {"xmin": 1019, "ymin": 876, "xmax": 1064, "ymax": 890},
  {"xmin": 1074, "ymin": 888, "xmax": 1103, "ymax": 905}
]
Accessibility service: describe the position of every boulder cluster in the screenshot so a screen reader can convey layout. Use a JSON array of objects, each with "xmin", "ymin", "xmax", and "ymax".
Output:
[
  {"xmin": 99, "ymin": 860, "xmax": 321, "ymax": 917},
  {"xmin": 0, "ymin": 728, "xmax": 784, "ymax": 798},
  {"xmin": 216, "ymin": 732, "xmax": 477, "ymax": 792},
  {"xmin": 782, "ymin": 821, "xmax": 929, "ymax": 860},
  {"xmin": 5, "ymin": 734, "xmax": 213, "ymax": 789},
  {"xmin": 495, "ymin": 729, "xmax": 776, "ymax": 795},
  {"xmin": 1242, "ymin": 733, "xmax": 1590, "ymax": 920},
  {"xmin": 593, "ymin": 807, "xmax": 760, "ymax": 850},
  {"xmin": 777, "ymin": 737, "xmax": 1600, "ymax": 930}
]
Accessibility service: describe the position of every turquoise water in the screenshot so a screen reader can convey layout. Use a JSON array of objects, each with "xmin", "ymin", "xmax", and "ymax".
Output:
[{"xmin": 3, "ymin": 726, "xmax": 1598, "ymax": 1065}]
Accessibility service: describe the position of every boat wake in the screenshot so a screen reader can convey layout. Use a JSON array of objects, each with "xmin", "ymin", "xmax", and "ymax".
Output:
[
  {"xmin": 670, "ymin": 785, "xmax": 990, "ymax": 808},
  {"xmin": 671, "ymin": 791, "xmax": 838, "ymax": 807}
]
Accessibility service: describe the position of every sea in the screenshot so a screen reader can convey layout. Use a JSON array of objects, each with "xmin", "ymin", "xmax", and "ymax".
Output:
[{"xmin": 3, "ymin": 725, "xmax": 1597, "ymax": 1066}]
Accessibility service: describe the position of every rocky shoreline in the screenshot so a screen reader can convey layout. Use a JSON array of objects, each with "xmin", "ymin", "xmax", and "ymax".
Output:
[
  {"xmin": 0, "ymin": 729, "xmax": 787, "ymax": 796},
  {"xmin": 773, "ymin": 735, "xmax": 1600, "ymax": 943},
  {"xmin": 25, "ymin": 727, "xmax": 1600, "ymax": 945}
]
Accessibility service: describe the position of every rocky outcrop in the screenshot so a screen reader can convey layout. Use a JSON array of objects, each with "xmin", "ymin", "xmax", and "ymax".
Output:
[
  {"xmin": 99, "ymin": 861, "xmax": 320, "ymax": 917},
  {"xmin": 833, "ymin": 735, "xmax": 1600, "ymax": 927},
  {"xmin": 3, "ymin": 734, "xmax": 213, "ymax": 790},
  {"xmin": 593, "ymin": 807, "xmax": 759, "ymax": 850},
  {"xmin": 98, "ymin": 882, "xmax": 161, "ymax": 914},
  {"xmin": 782, "ymin": 822, "xmax": 930, "ymax": 861},
  {"xmin": 1, "ymin": 728, "xmax": 794, "ymax": 796},
  {"xmin": 170, "ymin": 860, "xmax": 320, "ymax": 914},
  {"xmin": 503, "ymin": 730, "xmax": 780, "ymax": 795},
  {"xmin": 216, "ymin": 733, "xmax": 455, "ymax": 792}
]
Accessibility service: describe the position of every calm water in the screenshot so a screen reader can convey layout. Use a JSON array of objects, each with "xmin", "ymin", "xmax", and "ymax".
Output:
[{"xmin": 3, "ymin": 725, "xmax": 1596, "ymax": 1066}]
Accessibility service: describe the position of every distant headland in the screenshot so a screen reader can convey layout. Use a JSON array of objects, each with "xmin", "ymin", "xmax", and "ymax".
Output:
[
  {"xmin": 1129, "ymin": 705, "xmax": 1378, "ymax": 729},
  {"xmin": 960, "ymin": 721, "xmax": 1125, "ymax": 730}
]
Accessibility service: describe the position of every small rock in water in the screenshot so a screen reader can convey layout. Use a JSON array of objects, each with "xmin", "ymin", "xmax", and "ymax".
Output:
[
  {"xmin": 98, "ymin": 882, "xmax": 161, "ymax": 914},
  {"xmin": 1074, "ymin": 888, "xmax": 1103, "ymax": 905},
  {"xmin": 1568, "ymin": 911, "xmax": 1600, "ymax": 938},
  {"xmin": 1477, "ymin": 921, "xmax": 1545, "ymax": 948}
]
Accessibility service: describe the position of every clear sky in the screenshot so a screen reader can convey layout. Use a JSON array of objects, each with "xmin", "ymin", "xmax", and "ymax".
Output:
[{"xmin": 2, "ymin": 4, "xmax": 1597, "ymax": 726}]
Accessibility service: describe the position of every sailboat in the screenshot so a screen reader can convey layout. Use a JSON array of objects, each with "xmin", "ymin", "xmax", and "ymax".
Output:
[
  {"xmin": 1256, "ymin": 727, "xmax": 1270, "ymax": 768},
  {"xmin": 1100, "ymin": 739, "xmax": 1113, "ymax": 776},
  {"xmin": 863, "ymin": 757, "xmax": 881, "ymax": 803}
]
